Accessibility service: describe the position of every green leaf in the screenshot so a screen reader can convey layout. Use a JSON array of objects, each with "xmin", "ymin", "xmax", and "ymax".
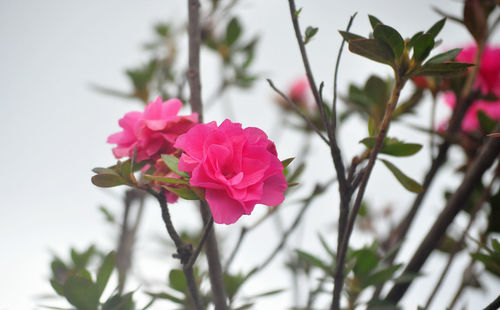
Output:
[
  {"xmin": 408, "ymin": 31, "xmax": 423, "ymax": 49},
  {"xmin": 102, "ymin": 292, "xmax": 135, "ymax": 310},
  {"xmin": 295, "ymin": 249, "xmax": 332, "ymax": 275},
  {"xmin": 225, "ymin": 17, "xmax": 242, "ymax": 46},
  {"xmin": 368, "ymin": 15, "xmax": 383, "ymax": 29},
  {"xmin": 294, "ymin": 8, "xmax": 302, "ymax": 16},
  {"xmin": 348, "ymin": 38, "xmax": 394, "ymax": 65},
  {"xmin": 415, "ymin": 62, "xmax": 473, "ymax": 77},
  {"xmin": 91, "ymin": 174, "xmax": 126, "ymax": 188},
  {"xmin": 380, "ymin": 159, "xmax": 423, "ymax": 193},
  {"xmin": 92, "ymin": 168, "xmax": 120, "ymax": 176},
  {"xmin": 339, "ymin": 31, "xmax": 365, "ymax": 41},
  {"xmin": 363, "ymin": 264, "xmax": 402, "ymax": 287},
  {"xmin": 169, "ymin": 269, "xmax": 187, "ymax": 293},
  {"xmin": 144, "ymin": 175, "xmax": 189, "ymax": 185},
  {"xmin": 373, "ymin": 24, "xmax": 404, "ymax": 58},
  {"xmin": 491, "ymin": 239, "xmax": 500, "ymax": 254},
  {"xmin": 352, "ymin": 248, "xmax": 379, "ymax": 276},
  {"xmin": 412, "ymin": 33, "xmax": 434, "ymax": 62},
  {"xmin": 162, "ymin": 186, "xmax": 200, "ymax": 200},
  {"xmin": 281, "ymin": 157, "xmax": 295, "ymax": 168},
  {"xmin": 63, "ymin": 275, "xmax": 99, "ymax": 310},
  {"xmin": 50, "ymin": 279, "xmax": 64, "ymax": 296},
  {"xmin": 426, "ymin": 48, "xmax": 462, "ymax": 65},
  {"xmin": 426, "ymin": 18, "xmax": 446, "ymax": 38},
  {"xmin": 224, "ymin": 273, "xmax": 246, "ymax": 301},
  {"xmin": 96, "ymin": 252, "xmax": 115, "ymax": 298},
  {"xmin": 477, "ymin": 110, "xmax": 496, "ymax": 133},
  {"xmin": 304, "ymin": 26, "xmax": 319, "ymax": 44},
  {"xmin": 359, "ymin": 137, "xmax": 422, "ymax": 157},
  {"xmin": 247, "ymin": 288, "xmax": 284, "ymax": 299},
  {"xmin": 161, "ymin": 154, "xmax": 189, "ymax": 178},
  {"xmin": 146, "ymin": 292, "xmax": 184, "ymax": 304}
]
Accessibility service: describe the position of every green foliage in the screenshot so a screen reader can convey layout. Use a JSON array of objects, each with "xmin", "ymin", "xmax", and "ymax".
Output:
[
  {"xmin": 471, "ymin": 238, "xmax": 500, "ymax": 278},
  {"xmin": 360, "ymin": 137, "xmax": 422, "ymax": 157},
  {"xmin": 92, "ymin": 160, "xmax": 146, "ymax": 188},
  {"xmin": 380, "ymin": 159, "xmax": 423, "ymax": 193},
  {"xmin": 304, "ymin": 26, "xmax": 319, "ymax": 44},
  {"xmin": 226, "ymin": 17, "xmax": 242, "ymax": 46},
  {"xmin": 161, "ymin": 154, "xmax": 190, "ymax": 178}
]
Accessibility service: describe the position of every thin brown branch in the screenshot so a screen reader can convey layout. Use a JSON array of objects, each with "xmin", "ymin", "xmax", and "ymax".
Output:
[
  {"xmin": 185, "ymin": 215, "xmax": 214, "ymax": 270},
  {"xmin": 384, "ymin": 122, "xmax": 500, "ymax": 304},
  {"xmin": 266, "ymin": 79, "xmax": 330, "ymax": 145},
  {"xmin": 483, "ymin": 294, "xmax": 500, "ymax": 310},
  {"xmin": 331, "ymin": 76, "xmax": 407, "ymax": 310}
]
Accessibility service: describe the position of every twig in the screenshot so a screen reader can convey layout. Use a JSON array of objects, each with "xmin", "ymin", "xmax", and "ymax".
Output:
[
  {"xmin": 266, "ymin": 78, "xmax": 330, "ymax": 145},
  {"xmin": 384, "ymin": 122, "xmax": 500, "ymax": 304},
  {"xmin": 483, "ymin": 294, "xmax": 500, "ymax": 310},
  {"xmin": 332, "ymin": 12, "xmax": 357, "ymax": 130},
  {"xmin": 185, "ymin": 215, "xmax": 214, "ymax": 269},
  {"xmin": 423, "ymin": 165, "xmax": 498, "ymax": 309},
  {"xmin": 187, "ymin": 0, "xmax": 228, "ymax": 308},
  {"xmin": 331, "ymin": 76, "xmax": 407, "ymax": 310}
]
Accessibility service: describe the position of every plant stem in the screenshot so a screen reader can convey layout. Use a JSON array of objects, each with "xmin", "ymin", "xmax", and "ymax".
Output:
[
  {"xmin": 187, "ymin": 0, "xmax": 228, "ymax": 308},
  {"xmin": 483, "ymin": 294, "xmax": 500, "ymax": 310},
  {"xmin": 331, "ymin": 75, "xmax": 407, "ymax": 310}
]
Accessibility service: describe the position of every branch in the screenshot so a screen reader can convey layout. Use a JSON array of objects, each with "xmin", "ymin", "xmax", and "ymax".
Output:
[
  {"xmin": 483, "ymin": 294, "xmax": 500, "ymax": 310},
  {"xmin": 185, "ymin": 215, "xmax": 214, "ymax": 270},
  {"xmin": 331, "ymin": 76, "xmax": 407, "ymax": 310},
  {"xmin": 384, "ymin": 122, "xmax": 500, "ymax": 304}
]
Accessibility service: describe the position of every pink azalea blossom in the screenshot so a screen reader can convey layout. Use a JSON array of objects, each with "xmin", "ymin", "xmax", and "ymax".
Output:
[
  {"xmin": 150, "ymin": 158, "xmax": 181, "ymax": 203},
  {"xmin": 174, "ymin": 119, "xmax": 288, "ymax": 225},
  {"xmin": 440, "ymin": 44, "xmax": 500, "ymax": 132},
  {"xmin": 107, "ymin": 97, "xmax": 198, "ymax": 161},
  {"xmin": 289, "ymin": 77, "xmax": 314, "ymax": 108}
]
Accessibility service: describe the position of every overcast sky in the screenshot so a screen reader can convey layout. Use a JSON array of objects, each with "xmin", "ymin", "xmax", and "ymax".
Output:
[{"xmin": 1, "ymin": 0, "xmax": 498, "ymax": 309}]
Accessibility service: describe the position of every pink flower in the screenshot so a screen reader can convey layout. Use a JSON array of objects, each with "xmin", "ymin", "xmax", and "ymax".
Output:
[
  {"xmin": 289, "ymin": 77, "xmax": 314, "ymax": 108},
  {"xmin": 151, "ymin": 158, "xmax": 181, "ymax": 203},
  {"xmin": 107, "ymin": 97, "xmax": 198, "ymax": 161},
  {"xmin": 174, "ymin": 119, "xmax": 288, "ymax": 224}
]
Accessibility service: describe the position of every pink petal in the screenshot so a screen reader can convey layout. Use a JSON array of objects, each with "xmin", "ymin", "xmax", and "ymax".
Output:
[
  {"xmin": 205, "ymin": 189, "xmax": 247, "ymax": 224},
  {"xmin": 258, "ymin": 173, "xmax": 288, "ymax": 206}
]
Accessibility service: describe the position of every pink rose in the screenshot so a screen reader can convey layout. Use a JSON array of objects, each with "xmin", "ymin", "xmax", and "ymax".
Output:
[
  {"xmin": 107, "ymin": 97, "xmax": 198, "ymax": 161},
  {"xmin": 174, "ymin": 119, "xmax": 288, "ymax": 224}
]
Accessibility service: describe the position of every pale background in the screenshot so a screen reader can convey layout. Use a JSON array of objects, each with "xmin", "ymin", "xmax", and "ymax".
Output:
[{"xmin": 1, "ymin": 0, "xmax": 499, "ymax": 309}]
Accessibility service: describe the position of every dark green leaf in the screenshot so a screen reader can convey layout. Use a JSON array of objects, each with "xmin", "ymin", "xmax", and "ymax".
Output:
[
  {"xmin": 281, "ymin": 157, "xmax": 295, "ymax": 168},
  {"xmin": 146, "ymin": 292, "xmax": 184, "ymax": 304},
  {"xmin": 295, "ymin": 250, "xmax": 332, "ymax": 275},
  {"xmin": 99, "ymin": 206, "xmax": 115, "ymax": 223},
  {"xmin": 247, "ymin": 289, "xmax": 284, "ymax": 299},
  {"xmin": 224, "ymin": 273, "xmax": 246, "ymax": 301},
  {"xmin": 415, "ymin": 62, "xmax": 473, "ymax": 77},
  {"xmin": 412, "ymin": 33, "xmax": 434, "ymax": 62},
  {"xmin": 161, "ymin": 154, "xmax": 189, "ymax": 178},
  {"xmin": 408, "ymin": 31, "xmax": 423, "ymax": 49},
  {"xmin": 477, "ymin": 110, "xmax": 496, "ymax": 133},
  {"xmin": 63, "ymin": 275, "xmax": 99, "ymax": 310},
  {"xmin": 50, "ymin": 280, "xmax": 64, "ymax": 296},
  {"xmin": 373, "ymin": 24, "xmax": 404, "ymax": 58},
  {"xmin": 426, "ymin": 18, "xmax": 446, "ymax": 38},
  {"xmin": 491, "ymin": 239, "xmax": 500, "ymax": 254},
  {"xmin": 348, "ymin": 38, "xmax": 394, "ymax": 65},
  {"xmin": 363, "ymin": 264, "xmax": 402, "ymax": 287},
  {"xmin": 339, "ymin": 31, "xmax": 365, "ymax": 41},
  {"xmin": 233, "ymin": 303, "xmax": 254, "ymax": 310},
  {"xmin": 92, "ymin": 168, "xmax": 120, "ymax": 176},
  {"xmin": 294, "ymin": 8, "xmax": 302, "ymax": 16},
  {"xmin": 426, "ymin": 48, "xmax": 462, "ymax": 65},
  {"xmin": 96, "ymin": 252, "xmax": 115, "ymax": 297},
  {"xmin": 359, "ymin": 137, "xmax": 422, "ymax": 157},
  {"xmin": 162, "ymin": 186, "xmax": 200, "ymax": 200},
  {"xmin": 225, "ymin": 17, "xmax": 242, "ymax": 46},
  {"xmin": 304, "ymin": 26, "xmax": 319, "ymax": 44},
  {"xmin": 380, "ymin": 159, "xmax": 423, "ymax": 193},
  {"xmin": 144, "ymin": 175, "xmax": 189, "ymax": 185},
  {"xmin": 102, "ymin": 292, "xmax": 135, "ymax": 310},
  {"xmin": 368, "ymin": 15, "xmax": 383, "ymax": 29},
  {"xmin": 91, "ymin": 174, "xmax": 126, "ymax": 188},
  {"xmin": 352, "ymin": 248, "xmax": 379, "ymax": 276},
  {"xmin": 169, "ymin": 269, "xmax": 187, "ymax": 293}
]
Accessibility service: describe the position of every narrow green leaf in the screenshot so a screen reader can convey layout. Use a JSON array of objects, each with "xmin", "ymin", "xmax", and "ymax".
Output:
[
  {"xmin": 144, "ymin": 174, "xmax": 189, "ymax": 185},
  {"xmin": 91, "ymin": 174, "xmax": 126, "ymax": 188},
  {"xmin": 491, "ymin": 239, "xmax": 500, "ymax": 254},
  {"xmin": 352, "ymin": 248, "xmax": 379, "ymax": 276},
  {"xmin": 63, "ymin": 275, "xmax": 100, "ymax": 310},
  {"xmin": 373, "ymin": 24, "xmax": 404, "ymax": 58},
  {"xmin": 426, "ymin": 48, "xmax": 462, "ymax": 65},
  {"xmin": 96, "ymin": 251, "xmax": 115, "ymax": 298},
  {"xmin": 294, "ymin": 8, "xmax": 302, "ymax": 16},
  {"xmin": 408, "ymin": 31, "xmax": 423, "ymax": 49},
  {"xmin": 363, "ymin": 264, "xmax": 402, "ymax": 287},
  {"xmin": 412, "ymin": 33, "xmax": 435, "ymax": 62},
  {"xmin": 281, "ymin": 157, "xmax": 295, "ymax": 168},
  {"xmin": 295, "ymin": 250, "xmax": 332, "ymax": 275},
  {"xmin": 162, "ymin": 186, "xmax": 200, "ymax": 200},
  {"xmin": 102, "ymin": 292, "xmax": 135, "ymax": 310},
  {"xmin": 359, "ymin": 137, "xmax": 422, "ymax": 157},
  {"xmin": 161, "ymin": 154, "xmax": 189, "ymax": 178},
  {"xmin": 426, "ymin": 18, "xmax": 446, "ymax": 38},
  {"xmin": 380, "ymin": 159, "xmax": 423, "ymax": 193},
  {"xmin": 50, "ymin": 280, "xmax": 64, "ymax": 296},
  {"xmin": 304, "ymin": 26, "xmax": 319, "ymax": 44},
  {"xmin": 92, "ymin": 168, "xmax": 119, "ymax": 176},
  {"xmin": 339, "ymin": 31, "xmax": 365, "ymax": 41},
  {"xmin": 415, "ymin": 62, "xmax": 473, "ymax": 77},
  {"xmin": 226, "ymin": 17, "xmax": 242, "ymax": 46},
  {"xmin": 348, "ymin": 38, "xmax": 394, "ymax": 65},
  {"xmin": 146, "ymin": 292, "xmax": 184, "ymax": 304},
  {"xmin": 368, "ymin": 15, "xmax": 383, "ymax": 29},
  {"xmin": 247, "ymin": 288, "xmax": 284, "ymax": 299},
  {"xmin": 224, "ymin": 273, "xmax": 246, "ymax": 301},
  {"xmin": 169, "ymin": 269, "xmax": 187, "ymax": 293}
]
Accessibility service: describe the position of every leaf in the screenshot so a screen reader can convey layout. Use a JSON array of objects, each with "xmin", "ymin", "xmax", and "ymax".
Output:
[
  {"xmin": 359, "ymin": 137, "xmax": 422, "ymax": 157},
  {"xmin": 363, "ymin": 264, "xmax": 402, "ymax": 287},
  {"xmin": 295, "ymin": 249, "xmax": 332, "ymax": 275},
  {"xmin": 146, "ymin": 292, "xmax": 184, "ymax": 304},
  {"xmin": 225, "ymin": 17, "xmax": 242, "ymax": 46},
  {"xmin": 339, "ymin": 31, "xmax": 365, "ymax": 41},
  {"xmin": 169, "ymin": 269, "xmax": 187, "ymax": 293},
  {"xmin": 102, "ymin": 292, "xmax": 135, "ymax": 310},
  {"xmin": 281, "ymin": 157, "xmax": 295, "ymax": 168},
  {"xmin": 425, "ymin": 48, "xmax": 462, "ymax": 65},
  {"xmin": 348, "ymin": 38, "xmax": 394, "ymax": 65},
  {"xmin": 162, "ymin": 186, "xmax": 200, "ymax": 200},
  {"xmin": 352, "ymin": 248, "xmax": 379, "ymax": 276},
  {"xmin": 224, "ymin": 273, "xmax": 246, "ymax": 301},
  {"xmin": 380, "ymin": 159, "xmax": 423, "ymax": 193},
  {"xmin": 412, "ymin": 33, "xmax": 434, "ymax": 62},
  {"xmin": 50, "ymin": 279, "xmax": 64, "ymax": 296},
  {"xmin": 408, "ymin": 31, "xmax": 423, "ymax": 49},
  {"xmin": 63, "ymin": 275, "xmax": 99, "ymax": 310},
  {"xmin": 373, "ymin": 24, "xmax": 404, "ymax": 58},
  {"xmin": 91, "ymin": 174, "xmax": 126, "ymax": 188},
  {"xmin": 477, "ymin": 110, "xmax": 496, "ymax": 133},
  {"xmin": 92, "ymin": 168, "xmax": 120, "ymax": 176},
  {"xmin": 415, "ymin": 62, "xmax": 473, "ymax": 77},
  {"xmin": 144, "ymin": 175, "xmax": 189, "ymax": 185},
  {"xmin": 368, "ymin": 15, "xmax": 383, "ymax": 29},
  {"xmin": 426, "ymin": 18, "xmax": 446, "ymax": 38},
  {"xmin": 304, "ymin": 26, "xmax": 319, "ymax": 44},
  {"xmin": 161, "ymin": 154, "xmax": 189, "ymax": 178},
  {"xmin": 96, "ymin": 251, "xmax": 115, "ymax": 298},
  {"xmin": 247, "ymin": 288, "xmax": 284, "ymax": 299}
]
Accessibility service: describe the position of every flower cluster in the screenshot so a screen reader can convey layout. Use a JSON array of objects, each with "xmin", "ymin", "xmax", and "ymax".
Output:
[
  {"xmin": 442, "ymin": 44, "xmax": 500, "ymax": 132},
  {"xmin": 174, "ymin": 119, "xmax": 288, "ymax": 224},
  {"xmin": 107, "ymin": 97, "xmax": 199, "ymax": 161}
]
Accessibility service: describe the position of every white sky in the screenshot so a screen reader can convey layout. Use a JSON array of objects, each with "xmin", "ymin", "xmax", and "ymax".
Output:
[{"xmin": 0, "ymin": 0, "xmax": 499, "ymax": 309}]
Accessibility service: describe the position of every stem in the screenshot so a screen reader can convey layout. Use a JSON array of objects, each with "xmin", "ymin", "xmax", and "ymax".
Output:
[
  {"xmin": 330, "ymin": 76, "xmax": 407, "ymax": 310},
  {"xmin": 384, "ymin": 122, "xmax": 500, "ymax": 304},
  {"xmin": 187, "ymin": 1, "xmax": 228, "ymax": 308},
  {"xmin": 423, "ymin": 166, "xmax": 498, "ymax": 309},
  {"xmin": 185, "ymin": 215, "xmax": 214, "ymax": 270},
  {"xmin": 483, "ymin": 295, "xmax": 500, "ymax": 310}
]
